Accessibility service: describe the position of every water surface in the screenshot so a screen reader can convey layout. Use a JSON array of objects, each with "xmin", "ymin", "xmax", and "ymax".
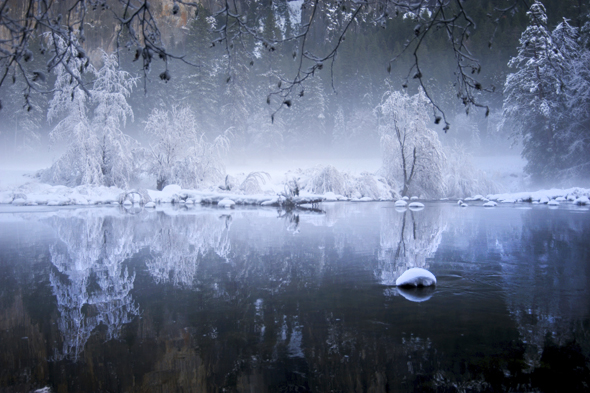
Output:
[{"xmin": 0, "ymin": 202, "xmax": 589, "ymax": 392}]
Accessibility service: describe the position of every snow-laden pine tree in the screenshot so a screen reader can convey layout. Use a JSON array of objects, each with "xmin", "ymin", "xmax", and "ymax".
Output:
[
  {"xmin": 501, "ymin": 1, "xmax": 566, "ymax": 182},
  {"xmin": 43, "ymin": 36, "xmax": 100, "ymax": 186},
  {"xmin": 552, "ymin": 18, "xmax": 590, "ymax": 178},
  {"xmin": 92, "ymin": 51, "xmax": 138, "ymax": 187},
  {"xmin": 376, "ymin": 89, "xmax": 445, "ymax": 197},
  {"xmin": 145, "ymin": 106, "xmax": 230, "ymax": 190}
]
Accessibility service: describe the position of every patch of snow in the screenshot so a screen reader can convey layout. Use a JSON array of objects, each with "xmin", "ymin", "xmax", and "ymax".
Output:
[
  {"xmin": 483, "ymin": 201, "xmax": 497, "ymax": 207},
  {"xmin": 395, "ymin": 200, "xmax": 408, "ymax": 207},
  {"xmin": 547, "ymin": 200, "xmax": 559, "ymax": 206}
]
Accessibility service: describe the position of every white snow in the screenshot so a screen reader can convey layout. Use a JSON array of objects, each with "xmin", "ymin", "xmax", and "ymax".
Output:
[
  {"xmin": 217, "ymin": 198, "xmax": 235, "ymax": 208},
  {"xmin": 483, "ymin": 201, "xmax": 497, "ymax": 207},
  {"xmin": 395, "ymin": 200, "xmax": 408, "ymax": 207},
  {"xmin": 395, "ymin": 268, "xmax": 437, "ymax": 287}
]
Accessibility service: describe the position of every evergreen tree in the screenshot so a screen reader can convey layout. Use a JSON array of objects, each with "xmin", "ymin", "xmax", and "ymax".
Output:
[{"xmin": 501, "ymin": 1, "xmax": 566, "ymax": 182}]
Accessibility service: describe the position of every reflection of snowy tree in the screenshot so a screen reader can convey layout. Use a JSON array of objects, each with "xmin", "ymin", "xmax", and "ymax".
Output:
[
  {"xmin": 375, "ymin": 206, "xmax": 447, "ymax": 286},
  {"xmin": 46, "ymin": 213, "xmax": 141, "ymax": 360},
  {"xmin": 145, "ymin": 213, "xmax": 232, "ymax": 288}
]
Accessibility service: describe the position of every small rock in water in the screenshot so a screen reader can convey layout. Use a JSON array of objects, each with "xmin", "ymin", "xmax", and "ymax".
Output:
[
  {"xmin": 395, "ymin": 199, "xmax": 408, "ymax": 207},
  {"xmin": 483, "ymin": 201, "xmax": 497, "ymax": 207},
  {"xmin": 396, "ymin": 268, "xmax": 436, "ymax": 287}
]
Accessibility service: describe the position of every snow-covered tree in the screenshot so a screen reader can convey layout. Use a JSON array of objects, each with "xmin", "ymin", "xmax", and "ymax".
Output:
[
  {"xmin": 552, "ymin": 19, "xmax": 590, "ymax": 178},
  {"xmin": 144, "ymin": 106, "xmax": 230, "ymax": 190},
  {"xmin": 43, "ymin": 44, "xmax": 139, "ymax": 188},
  {"xmin": 42, "ymin": 36, "xmax": 99, "ymax": 186},
  {"xmin": 91, "ymin": 51, "xmax": 138, "ymax": 187},
  {"xmin": 501, "ymin": 1, "xmax": 566, "ymax": 182},
  {"xmin": 376, "ymin": 89, "xmax": 445, "ymax": 197}
]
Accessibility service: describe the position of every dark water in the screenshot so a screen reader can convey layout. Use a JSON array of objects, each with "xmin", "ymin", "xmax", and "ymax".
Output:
[{"xmin": 0, "ymin": 202, "xmax": 589, "ymax": 392}]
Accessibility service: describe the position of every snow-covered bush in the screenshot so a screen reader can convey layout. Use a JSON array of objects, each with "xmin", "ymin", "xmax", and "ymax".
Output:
[
  {"xmin": 239, "ymin": 172, "xmax": 271, "ymax": 194},
  {"xmin": 288, "ymin": 166, "xmax": 394, "ymax": 200},
  {"xmin": 309, "ymin": 165, "xmax": 348, "ymax": 196},
  {"xmin": 144, "ymin": 106, "xmax": 230, "ymax": 190}
]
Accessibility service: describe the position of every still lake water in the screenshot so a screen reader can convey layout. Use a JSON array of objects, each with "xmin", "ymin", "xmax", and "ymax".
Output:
[{"xmin": 0, "ymin": 202, "xmax": 589, "ymax": 392}]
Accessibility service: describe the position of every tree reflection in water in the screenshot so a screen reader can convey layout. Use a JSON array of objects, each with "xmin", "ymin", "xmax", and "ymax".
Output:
[
  {"xmin": 47, "ymin": 212, "xmax": 141, "ymax": 360},
  {"xmin": 0, "ymin": 203, "xmax": 588, "ymax": 392}
]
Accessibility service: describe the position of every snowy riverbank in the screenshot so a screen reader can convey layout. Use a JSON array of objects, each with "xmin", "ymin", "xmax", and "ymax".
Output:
[{"xmin": 1, "ymin": 167, "xmax": 589, "ymax": 208}]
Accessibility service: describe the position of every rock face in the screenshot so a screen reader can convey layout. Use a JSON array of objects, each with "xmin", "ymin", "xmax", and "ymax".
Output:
[{"xmin": 395, "ymin": 268, "xmax": 436, "ymax": 287}]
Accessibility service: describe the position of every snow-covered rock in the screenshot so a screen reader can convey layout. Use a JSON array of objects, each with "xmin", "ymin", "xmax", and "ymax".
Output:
[
  {"xmin": 575, "ymin": 196, "xmax": 590, "ymax": 205},
  {"xmin": 410, "ymin": 196, "xmax": 419, "ymax": 200},
  {"xmin": 144, "ymin": 202, "xmax": 156, "ymax": 208},
  {"xmin": 395, "ymin": 200, "xmax": 408, "ymax": 207},
  {"xmin": 460, "ymin": 202, "xmax": 468, "ymax": 207},
  {"xmin": 12, "ymin": 198, "xmax": 27, "ymax": 205},
  {"xmin": 396, "ymin": 268, "xmax": 437, "ymax": 287},
  {"xmin": 483, "ymin": 201, "xmax": 497, "ymax": 207},
  {"xmin": 408, "ymin": 202, "xmax": 424, "ymax": 209},
  {"xmin": 555, "ymin": 196, "xmax": 566, "ymax": 202},
  {"xmin": 217, "ymin": 198, "xmax": 235, "ymax": 208},
  {"xmin": 547, "ymin": 200, "xmax": 559, "ymax": 206}
]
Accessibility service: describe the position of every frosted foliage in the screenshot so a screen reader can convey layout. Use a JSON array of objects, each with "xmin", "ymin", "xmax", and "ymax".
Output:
[
  {"xmin": 43, "ymin": 37, "xmax": 100, "ymax": 186},
  {"xmin": 91, "ymin": 51, "xmax": 137, "ymax": 187},
  {"xmin": 375, "ymin": 207, "xmax": 446, "ymax": 286},
  {"xmin": 443, "ymin": 145, "xmax": 498, "ymax": 197},
  {"xmin": 310, "ymin": 165, "xmax": 347, "ymax": 195},
  {"xmin": 500, "ymin": 1, "xmax": 572, "ymax": 180},
  {"xmin": 43, "ymin": 44, "xmax": 137, "ymax": 188},
  {"xmin": 145, "ymin": 106, "xmax": 229, "ymax": 190},
  {"xmin": 239, "ymin": 172, "xmax": 271, "ymax": 194},
  {"xmin": 298, "ymin": 166, "xmax": 392, "ymax": 199},
  {"xmin": 47, "ymin": 214, "xmax": 142, "ymax": 361},
  {"xmin": 377, "ymin": 90, "xmax": 445, "ymax": 197}
]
